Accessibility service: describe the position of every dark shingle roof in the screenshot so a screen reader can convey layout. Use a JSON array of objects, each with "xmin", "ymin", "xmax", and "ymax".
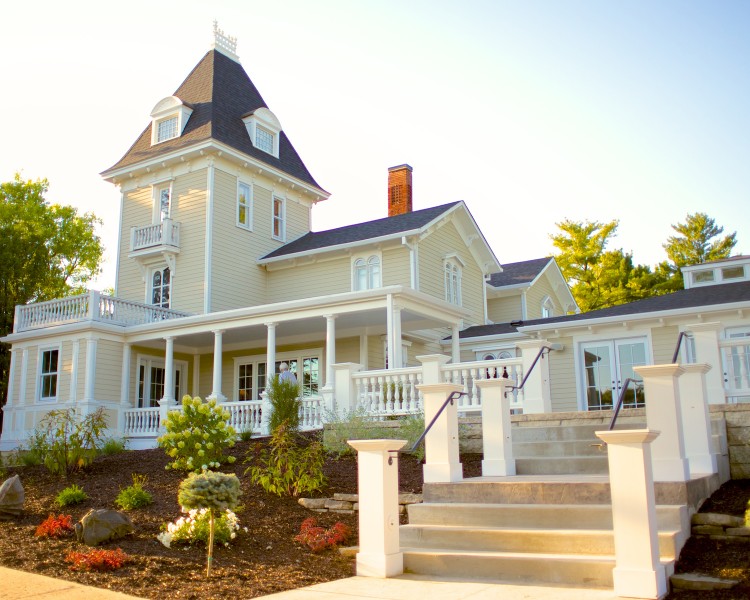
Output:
[
  {"xmin": 459, "ymin": 280, "xmax": 750, "ymax": 339},
  {"xmin": 103, "ymin": 51, "xmax": 322, "ymax": 190},
  {"xmin": 261, "ymin": 202, "xmax": 462, "ymax": 260},
  {"xmin": 488, "ymin": 257, "xmax": 551, "ymax": 287}
]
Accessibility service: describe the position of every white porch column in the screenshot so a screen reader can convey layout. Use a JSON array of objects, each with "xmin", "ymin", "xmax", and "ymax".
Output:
[
  {"xmin": 3, "ymin": 349, "xmax": 18, "ymax": 441},
  {"xmin": 635, "ymin": 364, "xmax": 689, "ymax": 482},
  {"xmin": 417, "ymin": 382, "xmax": 463, "ymax": 483},
  {"xmin": 18, "ymin": 348, "xmax": 28, "ymax": 406},
  {"xmin": 679, "ymin": 363, "xmax": 718, "ymax": 476},
  {"xmin": 70, "ymin": 339, "xmax": 80, "ymax": 404},
  {"xmin": 348, "ymin": 439, "xmax": 407, "ymax": 578},
  {"xmin": 359, "ymin": 334, "xmax": 369, "ymax": 371},
  {"xmin": 266, "ymin": 322, "xmax": 277, "ymax": 381},
  {"xmin": 333, "ymin": 363, "xmax": 362, "ymax": 416},
  {"xmin": 208, "ymin": 330, "xmax": 226, "ymax": 402},
  {"xmin": 688, "ymin": 322, "xmax": 725, "ymax": 403},
  {"xmin": 120, "ymin": 343, "xmax": 131, "ymax": 407},
  {"xmin": 595, "ymin": 429, "xmax": 666, "ymax": 600},
  {"xmin": 516, "ymin": 339, "xmax": 552, "ymax": 413},
  {"xmin": 325, "ymin": 315, "xmax": 337, "ymax": 387},
  {"xmin": 192, "ymin": 354, "xmax": 200, "ymax": 398},
  {"xmin": 5, "ymin": 349, "xmax": 17, "ymax": 409},
  {"xmin": 81, "ymin": 337, "xmax": 98, "ymax": 416},
  {"xmin": 451, "ymin": 323, "xmax": 461, "ymax": 364},
  {"xmin": 477, "ymin": 378, "xmax": 516, "ymax": 476},
  {"xmin": 385, "ymin": 295, "xmax": 403, "ymax": 369},
  {"xmin": 162, "ymin": 337, "xmax": 176, "ymax": 404}
]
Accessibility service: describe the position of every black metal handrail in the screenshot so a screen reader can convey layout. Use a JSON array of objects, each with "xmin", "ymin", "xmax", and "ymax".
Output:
[
  {"xmin": 390, "ymin": 390, "xmax": 467, "ymax": 462},
  {"xmin": 672, "ymin": 331, "xmax": 692, "ymax": 364},
  {"xmin": 607, "ymin": 377, "xmax": 643, "ymax": 430},
  {"xmin": 510, "ymin": 345, "xmax": 556, "ymax": 391}
]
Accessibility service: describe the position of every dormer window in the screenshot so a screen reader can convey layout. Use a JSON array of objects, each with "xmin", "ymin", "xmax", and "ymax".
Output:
[
  {"xmin": 242, "ymin": 107, "xmax": 281, "ymax": 158},
  {"xmin": 150, "ymin": 96, "xmax": 193, "ymax": 146},
  {"xmin": 443, "ymin": 254, "xmax": 465, "ymax": 306}
]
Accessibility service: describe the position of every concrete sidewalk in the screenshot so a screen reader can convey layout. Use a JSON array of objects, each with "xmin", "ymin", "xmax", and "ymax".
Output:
[{"xmin": 0, "ymin": 568, "xmax": 620, "ymax": 600}]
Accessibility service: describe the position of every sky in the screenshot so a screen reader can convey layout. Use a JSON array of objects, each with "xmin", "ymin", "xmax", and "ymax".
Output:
[{"xmin": 1, "ymin": 0, "xmax": 748, "ymax": 290}]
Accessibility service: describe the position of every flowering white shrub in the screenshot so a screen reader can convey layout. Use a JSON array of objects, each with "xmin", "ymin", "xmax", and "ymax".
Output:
[{"xmin": 157, "ymin": 508, "xmax": 240, "ymax": 548}]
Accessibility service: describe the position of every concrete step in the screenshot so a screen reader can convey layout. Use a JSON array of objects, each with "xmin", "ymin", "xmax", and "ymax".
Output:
[
  {"xmin": 510, "ymin": 423, "xmax": 617, "ymax": 443},
  {"xmin": 513, "ymin": 439, "xmax": 609, "ymax": 458},
  {"xmin": 400, "ymin": 524, "xmax": 680, "ymax": 559},
  {"xmin": 407, "ymin": 503, "xmax": 689, "ymax": 532},
  {"xmin": 515, "ymin": 456, "xmax": 609, "ymax": 475},
  {"xmin": 402, "ymin": 548, "xmax": 616, "ymax": 587}
]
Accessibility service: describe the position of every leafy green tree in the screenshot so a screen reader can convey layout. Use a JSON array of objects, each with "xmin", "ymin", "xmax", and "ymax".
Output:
[
  {"xmin": 655, "ymin": 212, "xmax": 737, "ymax": 293},
  {"xmin": 0, "ymin": 173, "xmax": 104, "ymax": 409},
  {"xmin": 551, "ymin": 219, "xmax": 656, "ymax": 312}
]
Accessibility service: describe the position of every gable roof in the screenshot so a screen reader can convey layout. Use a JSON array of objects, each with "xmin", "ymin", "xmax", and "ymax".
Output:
[
  {"xmin": 260, "ymin": 201, "xmax": 463, "ymax": 260},
  {"xmin": 488, "ymin": 257, "xmax": 551, "ymax": 288},
  {"xmin": 459, "ymin": 280, "xmax": 750, "ymax": 339},
  {"xmin": 102, "ymin": 50, "xmax": 323, "ymax": 191}
]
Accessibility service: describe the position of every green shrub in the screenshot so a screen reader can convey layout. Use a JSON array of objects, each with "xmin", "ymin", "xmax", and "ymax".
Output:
[
  {"xmin": 36, "ymin": 409, "xmax": 108, "ymax": 476},
  {"xmin": 267, "ymin": 375, "xmax": 301, "ymax": 432},
  {"xmin": 158, "ymin": 395, "xmax": 237, "ymax": 472},
  {"xmin": 158, "ymin": 508, "xmax": 240, "ymax": 548},
  {"xmin": 245, "ymin": 424, "xmax": 326, "ymax": 497},
  {"xmin": 56, "ymin": 484, "xmax": 88, "ymax": 507},
  {"xmin": 101, "ymin": 437, "xmax": 127, "ymax": 456},
  {"xmin": 115, "ymin": 474, "xmax": 153, "ymax": 510},
  {"xmin": 14, "ymin": 429, "xmax": 50, "ymax": 467},
  {"xmin": 323, "ymin": 408, "xmax": 425, "ymax": 460},
  {"xmin": 238, "ymin": 430, "xmax": 253, "ymax": 442}
]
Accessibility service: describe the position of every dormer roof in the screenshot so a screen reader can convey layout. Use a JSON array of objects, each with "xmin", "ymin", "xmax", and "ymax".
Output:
[
  {"xmin": 102, "ymin": 50, "xmax": 323, "ymax": 191},
  {"xmin": 488, "ymin": 257, "xmax": 552, "ymax": 288}
]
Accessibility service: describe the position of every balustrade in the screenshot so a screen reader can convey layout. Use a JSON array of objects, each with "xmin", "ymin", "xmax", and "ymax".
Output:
[
  {"xmin": 130, "ymin": 218, "xmax": 180, "ymax": 252},
  {"xmin": 441, "ymin": 358, "xmax": 524, "ymax": 413}
]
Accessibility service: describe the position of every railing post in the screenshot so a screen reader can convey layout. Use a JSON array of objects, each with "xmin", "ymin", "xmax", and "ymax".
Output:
[
  {"xmin": 332, "ymin": 363, "xmax": 362, "ymax": 418},
  {"xmin": 416, "ymin": 383, "xmax": 463, "ymax": 483},
  {"xmin": 163, "ymin": 217, "xmax": 172, "ymax": 245},
  {"xmin": 13, "ymin": 305, "xmax": 21, "ymax": 333},
  {"xmin": 130, "ymin": 227, "xmax": 136, "ymax": 252},
  {"xmin": 347, "ymin": 439, "xmax": 407, "ymax": 577},
  {"xmin": 87, "ymin": 290, "xmax": 101, "ymax": 322},
  {"xmin": 516, "ymin": 340, "xmax": 553, "ymax": 413},
  {"xmin": 687, "ymin": 322, "xmax": 725, "ymax": 403},
  {"xmin": 595, "ymin": 429, "xmax": 666, "ymax": 599},
  {"xmin": 476, "ymin": 378, "xmax": 516, "ymax": 476},
  {"xmin": 678, "ymin": 363, "xmax": 718, "ymax": 476},
  {"xmin": 417, "ymin": 354, "xmax": 450, "ymax": 385},
  {"xmin": 635, "ymin": 364, "xmax": 689, "ymax": 482},
  {"xmin": 260, "ymin": 391, "xmax": 271, "ymax": 436}
]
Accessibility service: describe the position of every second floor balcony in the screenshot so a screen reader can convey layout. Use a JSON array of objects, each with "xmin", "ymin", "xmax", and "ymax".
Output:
[{"xmin": 130, "ymin": 218, "xmax": 181, "ymax": 255}]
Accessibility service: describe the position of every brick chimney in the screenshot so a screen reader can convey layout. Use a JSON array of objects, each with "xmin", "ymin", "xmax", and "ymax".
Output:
[{"xmin": 387, "ymin": 164, "xmax": 413, "ymax": 217}]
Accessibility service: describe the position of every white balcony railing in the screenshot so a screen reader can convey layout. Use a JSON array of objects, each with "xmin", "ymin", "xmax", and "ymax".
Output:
[
  {"xmin": 721, "ymin": 337, "xmax": 750, "ymax": 403},
  {"xmin": 14, "ymin": 290, "xmax": 191, "ymax": 332},
  {"xmin": 130, "ymin": 218, "xmax": 180, "ymax": 252}
]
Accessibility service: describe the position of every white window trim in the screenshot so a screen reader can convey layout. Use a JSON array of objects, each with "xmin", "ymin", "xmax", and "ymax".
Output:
[
  {"xmin": 150, "ymin": 96, "xmax": 193, "ymax": 146},
  {"xmin": 233, "ymin": 349, "xmax": 323, "ymax": 401},
  {"xmin": 242, "ymin": 107, "xmax": 281, "ymax": 158},
  {"xmin": 151, "ymin": 181, "xmax": 173, "ymax": 224},
  {"xmin": 272, "ymin": 195, "xmax": 286, "ymax": 241},
  {"xmin": 36, "ymin": 344, "xmax": 62, "ymax": 403},
  {"xmin": 237, "ymin": 180, "xmax": 254, "ymax": 231},
  {"xmin": 443, "ymin": 254, "xmax": 464, "ymax": 306},
  {"xmin": 147, "ymin": 264, "xmax": 172, "ymax": 308},
  {"xmin": 351, "ymin": 252, "xmax": 383, "ymax": 291},
  {"xmin": 541, "ymin": 295, "xmax": 555, "ymax": 318},
  {"xmin": 135, "ymin": 355, "xmax": 188, "ymax": 407}
]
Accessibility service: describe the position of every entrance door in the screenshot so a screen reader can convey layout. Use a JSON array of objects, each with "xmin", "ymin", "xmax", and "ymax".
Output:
[{"xmin": 582, "ymin": 338, "xmax": 647, "ymax": 411}]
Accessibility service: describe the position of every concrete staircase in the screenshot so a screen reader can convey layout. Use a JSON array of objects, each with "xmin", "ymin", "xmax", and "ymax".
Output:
[{"xmin": 399, "ymin": 420, "xmax": 726, "ymax": 588}]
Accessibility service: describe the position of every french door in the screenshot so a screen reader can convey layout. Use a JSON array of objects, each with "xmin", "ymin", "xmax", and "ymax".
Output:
[{"xmin": 582, "ymin": 338, "xmax": 647, "ymax": 411}]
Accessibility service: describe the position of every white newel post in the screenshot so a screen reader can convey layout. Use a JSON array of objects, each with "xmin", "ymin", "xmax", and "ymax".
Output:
[
  {"xmin": 515, "ymin": 340, "xmax": 552, "ymax": 413},
  {"xmin": 687, "ymin": 322, "xmax": 725, "ymax": 404},
  {"xmin": 348, "ymin": 439, "xmax": 407, "ymax": 578},
  {"xmin": 333, "ymin": 363, "xmax": 362, "ymax": 417},
  {"xmin": 596, "ymin": 429, "xmax": 666, "ymax": 599},
  {"xmin": 477, "ymin": 378, "xmax": 516, "ymax": 476},
  {"xmin": 417, "ymin": 382, "xmax": 463, "ymax": 483},
  {"xmin": 208, "ymin": 330, "xmax": 226, "ymax": 402},
  {"xmin": 635, "ymin": 364, "xmax": 689, "ymax": 482},
  {"xmin": 678, "ymin": 363, "xmax": 717, "ymax": 476}
]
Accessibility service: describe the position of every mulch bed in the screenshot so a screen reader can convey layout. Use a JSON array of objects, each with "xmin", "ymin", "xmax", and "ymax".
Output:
[{"xmin": 0, "ymin": 439, "xmax": 747, "ymax": 599}]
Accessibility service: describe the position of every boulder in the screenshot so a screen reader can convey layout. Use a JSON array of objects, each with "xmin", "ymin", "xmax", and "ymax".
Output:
[
  {"xmin": 670, "ymin": 573, "xmax": 739, "ymax": 591},
  {"xmin": 0, "ymin": 475, "xmax": 24, "ymax": 520},
  {"xmin": 75, "ymin": 509, "xmax": 134, "ymax": 546}
]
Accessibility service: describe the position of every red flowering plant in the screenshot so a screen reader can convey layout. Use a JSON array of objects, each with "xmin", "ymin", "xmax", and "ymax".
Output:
[
  {"xmin": 65, "ymin": 548, "xmax": 130, "ymax": 572},
  {"xmin": 35, "ymin": 514, "xmax": 74, "ymax": 538},
  {"xmin": 294, "ymin": 517, "xmax": 351, "ymax": 553}
]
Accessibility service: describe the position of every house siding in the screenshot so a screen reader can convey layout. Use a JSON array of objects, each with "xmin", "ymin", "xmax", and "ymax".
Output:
[
  {"xmin": 548, "ymin": 337, "xmax": 578, "ymax": 412},
  {"xmin": 94, "ymin": 340, "xmax": 123, "ymax": 402},
  {"xmin": 382, "ymin": 246, "xmax": 411, "ymax": 287},
  {"xmin": 117, "ymin": 186, "xmax": 153, "ymax": 303},
  {"xmin": 267, "ymin": 256, "xmax": 350, "ymax": 302},
  {"xmin": 526, "ymin": 274, "xmax": 558, "ymax": 320},
  {"xmin": 487, "ymin": 297, "xmax": 523, "ymax": 323},
  {"xmin": 652, "ymin": 325, "xmax": 679, "ymax": 364}
]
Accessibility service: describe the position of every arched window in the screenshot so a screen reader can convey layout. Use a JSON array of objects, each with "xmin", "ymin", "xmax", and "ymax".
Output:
[
  {"xmin": 353, "ymin": 255, "xmax": 381, "ymax": 291},
  {"xmin": 151, "ymin": 266, "xmax": 171, "ymax": 308},
  {"xmin": 444, "ymin": 259, "xmax": 462, "ymax": 305},
  {"xmin": 541, "ymin": 296, "xmax": 555, "ymax": 319}
]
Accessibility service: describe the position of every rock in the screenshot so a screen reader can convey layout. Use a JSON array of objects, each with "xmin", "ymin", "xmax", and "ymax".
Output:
[
  {"xmin": 324, "ymin": 499, "xmax": 352, "ymax": 510},
  {"xmin": 670, "ymin": 573, "xmax": 739, "ymax": 591},
  {"xmin": 338, "ymin": 546, "xmax": 358, "ymax": 557},
  {"xmin": 691, "ymin": 513, "xmax": 744, "ymax": 528},
  {"xmin": 75, "ymin": 509, "xmax": 134, "ymax": 546},
  {"xmin": 692, "ymin": 525, "xmax": 725, "ymax": 536},
  {"xmin": 725, "ymin": 527, "xmax": 750, "ymax": 536},
  {"xmin": 0, "ymin": 475, "xmax": 24, "ymax": 520},
  {"xmin": 333, "ymin": 493, "xmax": 359, "ymax": 502},
  {"xmin": 298, "ymin": 498, "xmax": 327, "ymax": 510},
  {"xmin": 398, "ymin": 493, "xmax": 423, "ymax": 505}
]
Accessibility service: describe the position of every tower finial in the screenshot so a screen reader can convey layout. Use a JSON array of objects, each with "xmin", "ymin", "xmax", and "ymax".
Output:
[{"xmin": 211, "ymin": 20, "xmax": 239, "ymax": 62}]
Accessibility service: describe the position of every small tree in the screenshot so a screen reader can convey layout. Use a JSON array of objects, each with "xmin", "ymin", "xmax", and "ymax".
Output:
[
  {"xmin": 158, "ymin": 396, "xmax": 237, "ymax": 472},
  {"xmin": 37, "ymin": 408, "xmax": 108, "ymax": 476},
  {"xmin": 267, "ymin": 375, "xmax": 301, "ymax": 432},
  {"xmin": 178, "ymin": 471, "xmax": 241, "ymax": 577}
]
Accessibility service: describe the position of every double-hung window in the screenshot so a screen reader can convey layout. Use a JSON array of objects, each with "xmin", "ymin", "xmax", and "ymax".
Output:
[
  {"xmin": 237, "ymin": 182, "xmax": 253, "ymax": 230},
  {"xmin": 353, "ymin": 255, "xmax": 381, "ymax": 290},
  {"xmin": 155, "ymin": 116, "xmax": 178, "ymax": 143},
  {"xmin": 39, "ymin": 348, "xmax": 60, "ymax": 402},
  {"xmin": 272, "ymin": 196, "xmax": 285, "ymax": 241}
]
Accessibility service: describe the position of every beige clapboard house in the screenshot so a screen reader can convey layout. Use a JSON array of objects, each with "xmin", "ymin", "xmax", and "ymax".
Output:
[{"xmin": 2, "ymin": 29, "xmax": 750, "ymax": 453}]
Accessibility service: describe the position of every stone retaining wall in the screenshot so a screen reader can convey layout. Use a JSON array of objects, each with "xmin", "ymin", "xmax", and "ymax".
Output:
[
  {"xmin": 691, "ymin": 512, "xmax": 750, "ymax": 541},
  {"xmin": 298, "ymin": 493, "xmax": 422, "ymax": 514}
]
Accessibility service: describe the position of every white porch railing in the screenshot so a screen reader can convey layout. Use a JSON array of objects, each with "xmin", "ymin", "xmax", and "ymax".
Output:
[
  {"xmin": 130, "ymin": 218, "xmax": 180, "ymax": 252},
  {"xmin": 721, "ymin": 337, "xmax": 750, "ymax": 403},
  {"xmin": 15, "ymin": 290, "xmax": 191, "ymax": 332},
  {"xmin": 122, "ymin": 407, "xmax": 161, "ymax": 436},
  {"xmin": 351, "ymin": 358, "xmax": 524, "ymax": 416},
  {"xmin": 224, "ymin": 400, "xmax": 263, "ymax": 433}
]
